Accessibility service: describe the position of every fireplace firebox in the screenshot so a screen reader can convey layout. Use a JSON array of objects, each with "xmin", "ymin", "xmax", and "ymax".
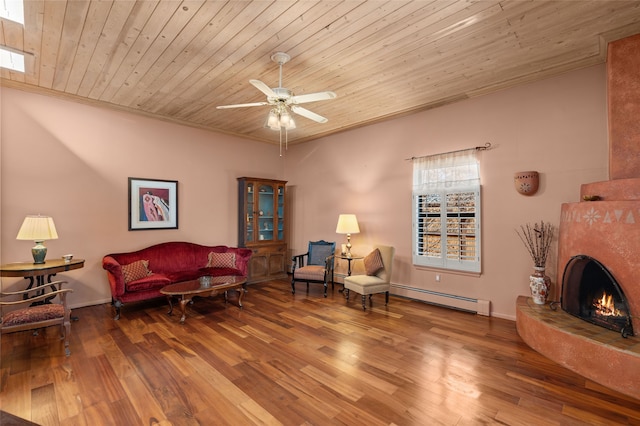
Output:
[{"xmin": 561, "ymin": 255, "xmax": 633, "ymax": 338}]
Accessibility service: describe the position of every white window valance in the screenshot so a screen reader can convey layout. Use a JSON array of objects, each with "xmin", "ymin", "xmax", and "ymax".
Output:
[{"xmin": 412, "ymin": 149, "xmax": 480, "ymax": 193}]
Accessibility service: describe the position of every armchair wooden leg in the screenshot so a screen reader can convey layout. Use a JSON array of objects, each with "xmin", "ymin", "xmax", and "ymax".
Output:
[
  {"xmin": 291, "ymin": 278, "xmax": 296, "ymax": 294},
  {"xmin": 362, "ymin": 295, "xmax": 367, "ymax": 310},
  {"xmin": 385, "ymin": 291, "xmax": 389, "ymax": 305},
  {"xmin": 323, "ymin": 282, "xmax": 327, "ymax": 298},
  {"xmin": 63, "ymin": 322, "xmax": 71, "ymax": 357}
]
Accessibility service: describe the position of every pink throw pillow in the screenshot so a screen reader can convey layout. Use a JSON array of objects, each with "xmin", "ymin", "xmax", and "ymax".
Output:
[
  {"xmin": 122, "ymin": 260, "xmax": 151, "ymax": 283},
  {"xmin": 207, "ymin": 252, "xmax": 236, "ymax": 268},
  {"xmin": 364, "ymin": 249, "xmax": 384, "ymax": 276}
]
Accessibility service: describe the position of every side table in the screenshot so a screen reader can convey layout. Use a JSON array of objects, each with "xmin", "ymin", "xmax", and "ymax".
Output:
[{"xmin": 337, "ymin": 255, "xmax": 363, "ymax": 292}]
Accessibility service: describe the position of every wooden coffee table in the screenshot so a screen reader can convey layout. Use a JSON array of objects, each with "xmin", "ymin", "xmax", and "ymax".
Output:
[{"xmin": 160, "ymin": 275, "xmax": 246, "ymax": 323}]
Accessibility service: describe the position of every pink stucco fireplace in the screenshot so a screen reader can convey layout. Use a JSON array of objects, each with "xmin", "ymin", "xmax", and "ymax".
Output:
[{"xmin": 516, "ymin": 33, "xmax": 640, "ymax": 400}]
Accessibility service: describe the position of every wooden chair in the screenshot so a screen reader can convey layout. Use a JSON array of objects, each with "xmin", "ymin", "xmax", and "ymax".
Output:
[
  {"xmin": 0, "ymin": 281, "xmax": 73, "ymax": 356},
  {"xmin": 344, "ymin": 245, "xmax": 395, "ymax": 310},
  {"xmin": 291, "ymin": 240, "xmax": 336, "ymax": 297}
]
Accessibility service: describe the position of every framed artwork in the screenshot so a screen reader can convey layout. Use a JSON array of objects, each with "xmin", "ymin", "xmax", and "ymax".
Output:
[{"xmin": 128, "ymin": 177, "xmax": 178, "ymax": 230}]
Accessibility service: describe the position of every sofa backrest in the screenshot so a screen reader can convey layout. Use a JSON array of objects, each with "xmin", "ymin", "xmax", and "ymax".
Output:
[{"xmin": 105, "ymin": 241, "xmax": 252, "ymax": 276}]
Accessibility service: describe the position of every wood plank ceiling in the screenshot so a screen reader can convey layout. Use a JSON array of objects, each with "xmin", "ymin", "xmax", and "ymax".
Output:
[{"xmin": 1, "ymin": 1, "xmax": 640, "ymax": 145}]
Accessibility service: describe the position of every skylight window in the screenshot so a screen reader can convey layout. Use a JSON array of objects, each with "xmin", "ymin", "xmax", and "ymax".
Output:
[
  {"xmin": 0, "ymin": 0, "xmax": 24, "ymax": 24},
  {"xmin": 0, "ymin": 47, "xmax": 25, "ymax": 72}
]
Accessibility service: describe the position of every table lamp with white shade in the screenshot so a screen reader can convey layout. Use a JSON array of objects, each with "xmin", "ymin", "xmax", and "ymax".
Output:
[
  {"xmin": 16, "ymin": 215, "xmax": 58, "ymax": 264},
  {"xmin": 336, "ymin": 214, "xmax": 360, "ymax": 257}
]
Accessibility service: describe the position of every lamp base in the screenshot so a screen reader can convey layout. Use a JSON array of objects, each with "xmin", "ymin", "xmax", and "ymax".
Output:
[{"xmin": 32, "ymin": 241, "xmax": 47, "ymax": 264}]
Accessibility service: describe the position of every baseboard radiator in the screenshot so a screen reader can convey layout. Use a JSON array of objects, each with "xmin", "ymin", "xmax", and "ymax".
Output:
[{"xmin": 391, "ymin": 284, "xmax": 490, "ymax": 316}]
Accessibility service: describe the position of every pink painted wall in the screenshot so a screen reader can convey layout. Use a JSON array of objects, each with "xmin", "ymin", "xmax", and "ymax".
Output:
[
  {"xmin": 286, "ymin": 64, "xmax": 608, "ymax": 320},
  {"xmin": 1, "ymin": 64, "xmax": 609, "ymax": 320},
  {"xmin": 0, "ymin": 88, "xmax": 285, "ymax": 306}
]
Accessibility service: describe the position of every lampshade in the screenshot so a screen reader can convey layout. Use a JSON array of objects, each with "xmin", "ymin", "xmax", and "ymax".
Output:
[
  {"xmin": 17, "ymin": 215, "xmax": 58, "ymax": 240},
  {"xmin": 280, "ymin": 109, "xmax": 296, "ymax": 129},
  {"xmin": 265, "ymin": 109, "xmax": 280, "ymax": 130},
  {"xmin": 16, "ymin": 215, "xmax": 58, "ymax": 264},
  {"xmin": 336, "ymin": 214, "xmax": 360, "ymax": 234}
]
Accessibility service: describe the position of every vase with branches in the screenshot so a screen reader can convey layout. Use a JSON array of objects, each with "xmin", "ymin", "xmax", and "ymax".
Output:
[{"xmin": 516, "ymin": 221, "xmax": 554, "ymax": 304}]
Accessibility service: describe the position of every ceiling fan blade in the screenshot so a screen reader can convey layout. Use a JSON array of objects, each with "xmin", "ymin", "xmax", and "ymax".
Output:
[
  {"xmin": 250, "ymin": 79, "xmax": 277, "ymax": 97},
  {"xmin": 291, "ymin": 105, "xmax": 328, "ymax": 123},
  {"xmin": 291, "ymin": 91, "xmax": 337, "ymax": 104},
  {"xmin": 216, "ymin": 102, "xmax": 268, "ymax": 109}
]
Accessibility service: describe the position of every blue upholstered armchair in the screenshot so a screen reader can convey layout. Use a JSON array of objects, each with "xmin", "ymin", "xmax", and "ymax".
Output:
[{"xmin": 291, "ymin": 240, "xmax": 336, "ymax": 297}]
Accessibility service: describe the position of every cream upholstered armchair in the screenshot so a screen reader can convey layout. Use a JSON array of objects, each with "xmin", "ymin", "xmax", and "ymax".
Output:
[
  {"xmin": 0, "ymin": 281, "xmax": 73, "ymax": 356},
  {"xmin": 344, "ymin": 245, "xmax": 395, "ymax": 310},
  {"xmin": 291, "ymin": 240, "xmax": 335, "ymax": 297}
]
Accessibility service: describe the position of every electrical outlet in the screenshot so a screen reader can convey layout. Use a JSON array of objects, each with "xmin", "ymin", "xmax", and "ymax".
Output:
[{"xmin": 435, "ymin": 274, "xmax": 441, "ymax": 282}]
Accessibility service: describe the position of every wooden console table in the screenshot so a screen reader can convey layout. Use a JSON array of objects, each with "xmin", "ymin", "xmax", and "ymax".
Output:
[{"xmin": 0, "ymin": 258, "xmax": 85, "ymax": 303}]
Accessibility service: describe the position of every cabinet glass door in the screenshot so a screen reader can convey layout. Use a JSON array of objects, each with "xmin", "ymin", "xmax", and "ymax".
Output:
[
  {"xmin": 276, "ymin": 184, "xmax": 285, "ymax": 241},
  {"xmin": 246, "ymin": 182, "xmax": 254, "ymax": 243},
  {"xmin": 257, "ymin": 183, "xmax": 275, "ymax": 242}
]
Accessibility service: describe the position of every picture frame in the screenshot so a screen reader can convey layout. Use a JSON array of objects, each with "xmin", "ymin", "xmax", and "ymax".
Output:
[{"xmin": 128, "ymin": 177, "xmax": 178, "ymax": 230}]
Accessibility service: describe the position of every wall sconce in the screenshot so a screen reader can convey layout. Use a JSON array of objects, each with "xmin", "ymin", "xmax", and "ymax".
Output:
[
  {"xmin": 16, "ymin": 215, "xmax": 58, "ymax": 263},
  {"xmin": 336, "ymin": 214, "xmax": 360, "ymax": 257},
  {"xmin": 514, "ymin": 171, "xmax": 539, "ymax": 196}
]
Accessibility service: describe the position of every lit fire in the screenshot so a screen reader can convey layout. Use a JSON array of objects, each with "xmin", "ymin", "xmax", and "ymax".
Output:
[{"xmin": 593, "ymin": 292, "xmax": 623, "ymax": 317}]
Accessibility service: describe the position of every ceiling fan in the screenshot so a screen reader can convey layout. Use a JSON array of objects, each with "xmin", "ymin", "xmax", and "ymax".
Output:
[{"xmin": 216, "ymin": 52, "xmax": 337, "ymax": 155}]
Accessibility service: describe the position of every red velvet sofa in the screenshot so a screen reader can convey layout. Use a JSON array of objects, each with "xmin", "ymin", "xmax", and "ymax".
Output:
[{"xmin": 102, "ymin": 241, "xmax": 252, "ymax": 319}]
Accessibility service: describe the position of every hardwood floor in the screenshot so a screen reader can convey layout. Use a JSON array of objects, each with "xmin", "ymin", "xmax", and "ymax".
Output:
[{"xmin": 2, "ymin": 279, "xmax": 640, "ymax": 425}]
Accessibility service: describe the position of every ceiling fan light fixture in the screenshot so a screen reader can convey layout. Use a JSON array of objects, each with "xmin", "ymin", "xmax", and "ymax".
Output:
[
  {"xmin": 280, "ymin": 109, "xmax": 295, "ymax": 129},
  {"xmin": 265, "ymin": 109, "xmax": 280, "ymax": 130}
]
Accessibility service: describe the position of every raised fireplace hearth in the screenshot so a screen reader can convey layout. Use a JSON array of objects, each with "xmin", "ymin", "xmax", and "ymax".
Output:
[{"xmin": 561, "ymin": 255, "xmax": 633, "ymax": 338}]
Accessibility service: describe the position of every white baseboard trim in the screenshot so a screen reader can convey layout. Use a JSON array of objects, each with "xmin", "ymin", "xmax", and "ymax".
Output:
[
  {"xmin": 70, "ymin": 298, "xmax": 111, "ymax": 310},
  {"xmin": 391, "ymin": 283, "xmax": 491, "ymax": 316}
]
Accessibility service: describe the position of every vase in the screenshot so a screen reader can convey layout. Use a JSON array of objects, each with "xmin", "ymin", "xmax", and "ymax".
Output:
[{"xmin": 529, "ymin": 266, "xmax": 550, "ymax": 304}]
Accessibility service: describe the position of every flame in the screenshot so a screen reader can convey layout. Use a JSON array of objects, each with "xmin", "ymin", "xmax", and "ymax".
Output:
[{"xmin": 593, "ymin": 292, "xmax": 622, "ymax": 317}]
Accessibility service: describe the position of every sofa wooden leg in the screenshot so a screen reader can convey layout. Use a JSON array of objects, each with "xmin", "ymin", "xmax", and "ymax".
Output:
[
  {"xmin": 113, "ymin": 300, "xmax": 122, "ymax": 320},
  {"xmin": 385, "ymin": 291, "xmax": 389, "ymax": 305}
]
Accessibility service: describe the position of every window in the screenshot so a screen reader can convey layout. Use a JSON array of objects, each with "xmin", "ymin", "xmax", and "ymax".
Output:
[
  {"xmin": 0, "ymin": 47, "xmax": 25, "ymax": 72},
  {"xmin": 412, "ymin": 149, "xmax": 481, "ymax": 273},
  {"xmin": 1, "ymin": 0, "xmax": 24, "ymax": 24}
]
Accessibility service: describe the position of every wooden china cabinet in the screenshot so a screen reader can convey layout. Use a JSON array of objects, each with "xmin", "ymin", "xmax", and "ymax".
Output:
[{"xmin": 237, "ymin": 177, "xmax": 288, "ymax": 283}]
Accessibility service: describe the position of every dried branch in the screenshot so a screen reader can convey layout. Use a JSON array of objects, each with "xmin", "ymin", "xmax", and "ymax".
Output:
[{"xmin": 515, "ymin": 221, "xmax": 554, "ymax": 267}]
